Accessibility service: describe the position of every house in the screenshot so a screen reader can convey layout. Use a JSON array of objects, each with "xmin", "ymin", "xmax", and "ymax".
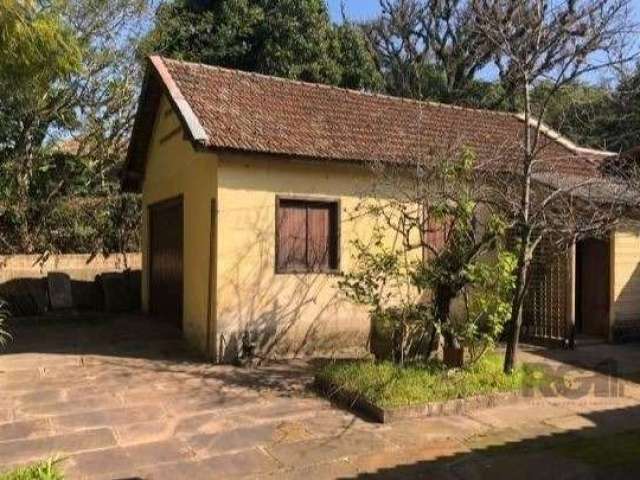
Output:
[{"xmin": 123, "ymin": 56, "xmax": 640, "ymax": 361}]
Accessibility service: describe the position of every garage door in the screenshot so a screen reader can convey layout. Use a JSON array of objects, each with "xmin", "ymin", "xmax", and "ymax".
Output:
[{"xmin": 149, "ymin": 196, "xmax": 183, "ymax": 329}]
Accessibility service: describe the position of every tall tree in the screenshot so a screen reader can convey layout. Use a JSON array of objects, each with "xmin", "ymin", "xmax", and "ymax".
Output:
[
  {"xmin": 365, "ymin": 0, "xmax": 499, "ymax": 105},
  {"xmin": 143, "ymin": 0, "xmax": 383, "ymax": 90},
  {"xmin": 0, "ymin": 0, "xmax": 148, "ymax": 254},
  {"xmin": 599, "ymin": 64, "xmax": 640, "ymax": 152},
  {"xmin": 471, "ymin": 0, "xmax": 639, "ymax": 373}
]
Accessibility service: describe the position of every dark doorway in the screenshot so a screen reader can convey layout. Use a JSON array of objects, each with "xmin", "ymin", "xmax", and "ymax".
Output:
[
  {"xmin": 576, "ymin": 238, "xmax": 610, "ymax": 337},
  {"xmin": 149, "ymin": 196, "xmax": 184, "ymax": 330}
]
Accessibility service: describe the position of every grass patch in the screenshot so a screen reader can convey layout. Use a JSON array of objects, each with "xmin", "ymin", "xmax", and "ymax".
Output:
[
  {"xmin": 0, "ymin": 459, "xmax": 64, "ymax": 480},
  {"xmin": 316, "ymin": 352, "xmax": 548, "ymax": 409}
]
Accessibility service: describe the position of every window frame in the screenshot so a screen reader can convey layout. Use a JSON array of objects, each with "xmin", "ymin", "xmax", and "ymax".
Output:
[{"xmin": 275, "ymin": 195, "xmax": 341, "ymax": 275}]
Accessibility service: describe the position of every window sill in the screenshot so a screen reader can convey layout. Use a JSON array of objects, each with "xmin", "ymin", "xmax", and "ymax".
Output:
[{"xmin": 275, "ymin": 269, "xmax": 343, "ymax": 276}]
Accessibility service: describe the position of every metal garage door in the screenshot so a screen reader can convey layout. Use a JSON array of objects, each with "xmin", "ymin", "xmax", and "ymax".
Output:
[{"xmin": 149, "ymin": 196, "xmax": 183, "ymax": 329}]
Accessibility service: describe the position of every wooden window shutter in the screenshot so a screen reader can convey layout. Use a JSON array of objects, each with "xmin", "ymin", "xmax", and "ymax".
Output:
[
  {"xmin": 307, "ymin": 205, "xmax": 329, "ymax": 270},
  {"xmin": 277, "ymin": 202, "xmax": 307, "ymax": 271},
  {"xmin": 277, "ymin": 198, "xmax": 339, "ymax": 273}
]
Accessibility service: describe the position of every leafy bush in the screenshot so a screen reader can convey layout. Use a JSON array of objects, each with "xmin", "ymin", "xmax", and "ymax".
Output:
[
  {"xmin": 445, "ymin": 250, "xmax": 517, "ymax": 363},
  {"xmin": 370, "ymin": 304, "xmax": 431, "ymax": 362}
]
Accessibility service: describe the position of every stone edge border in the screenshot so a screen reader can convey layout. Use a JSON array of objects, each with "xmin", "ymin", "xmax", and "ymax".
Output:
[{"xmin": 314, "ymin": 376, "xmax": 533, "ymax": 423}]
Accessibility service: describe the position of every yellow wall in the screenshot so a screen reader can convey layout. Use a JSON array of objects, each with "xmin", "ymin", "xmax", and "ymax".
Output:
[
  {"xmin": 610, "ymin": 225, "xmax": 640, "ymax": 330},
  {"xmin": 142, "ymin": 100, "xmax": 419, "ymax": 360},
  {"xmin": 215, "ymin": 154, "xmax": 400, "ymax": 360},
  {"xmin": 141, "ymin": 95, "xmax": 218, "ymax": 353}
]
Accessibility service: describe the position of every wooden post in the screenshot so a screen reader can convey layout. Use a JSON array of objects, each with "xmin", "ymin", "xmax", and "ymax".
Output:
[
  {"xmin": 206, "ymin": 198, "xmax": 217, "ymax": 362},
  {"xmin": 566, "ymin": 239, "xmax": 576, "ymax": 347},
  {"xmin": 608, "ymin": 229, "xmax": 616, "ymax": 343}
]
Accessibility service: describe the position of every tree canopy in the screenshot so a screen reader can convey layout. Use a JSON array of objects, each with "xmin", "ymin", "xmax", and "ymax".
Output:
[
  {"xmin": 142, "ymin": 0, "xmax": 383, "ymax": 90},
  {"xmin": 0, "ymin": 0, "xmax": 147, "ymax": 254}
]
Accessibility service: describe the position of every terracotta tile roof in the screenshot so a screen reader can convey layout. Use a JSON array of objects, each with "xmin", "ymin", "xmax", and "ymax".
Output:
[{"xmin": 123, "ymin": 56, "xmax": 614, "ymax": 190}]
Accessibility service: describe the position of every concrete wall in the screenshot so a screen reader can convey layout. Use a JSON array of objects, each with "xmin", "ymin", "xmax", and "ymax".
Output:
[
  {"xmin": 610, "ymin": 225, "xmax": 640, "ymax": 340},
  {"xmin": 141, "ymin": 95, "xmax": 218, "ymax": 353},
  {"xmin": 0, "ymin": 253, "xmax": 140, "ymax": 313}
]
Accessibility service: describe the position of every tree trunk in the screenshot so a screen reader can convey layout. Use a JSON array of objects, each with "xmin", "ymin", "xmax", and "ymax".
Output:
[
  {"xmin": 504, "ymin": 242, "xmax": 530, "ymax": 373},
  {"xmin": 504, "ymin": 74, "xmax": 534, "ymax": 374}
]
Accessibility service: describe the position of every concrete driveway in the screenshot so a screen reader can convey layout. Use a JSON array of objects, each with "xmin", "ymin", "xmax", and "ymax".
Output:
[{"xmin": 3, "ymin": 315, "xmax": 640, "ymax": 479}]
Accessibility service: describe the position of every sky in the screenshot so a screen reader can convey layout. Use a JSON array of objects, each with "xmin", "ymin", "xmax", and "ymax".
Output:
[{"xmin": 326, "ymin": 0, "xmax": 381, "ymax": 22}]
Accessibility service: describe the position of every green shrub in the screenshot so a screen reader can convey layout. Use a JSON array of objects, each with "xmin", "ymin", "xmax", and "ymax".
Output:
[
  {"xmin": 0, "ymin": 458, "xmax": 63, "ymax": 480},
  {"xmin": 370, "ymin": 305, "xmax": 431, "ymax": 362}
]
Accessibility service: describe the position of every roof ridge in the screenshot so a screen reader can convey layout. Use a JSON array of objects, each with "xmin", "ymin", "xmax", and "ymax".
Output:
[
  {"xmin": 158, "ymin": 55, "xmax": 522, "ymax": 120},
  {"xmin": 513, "ymin": 112, "xmax": 615, "ymax": 157}
]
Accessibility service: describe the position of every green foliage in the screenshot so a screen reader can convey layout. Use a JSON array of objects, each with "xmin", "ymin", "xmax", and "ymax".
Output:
[
  {"xmin": 316, "ymin": 352, "xmax": 548, "ymax": 408},
  {"xmin": 0, "ymin": 0, "xmax": 82, "ymax": 91},
  {"xmin": 530, "ymin": 81, "xmax": 613, "ymax": 149},
  {"xmin": 370, "ymin": 304, "xmax": 431, "ymax": 363},
  {"xmin": 0, "ymin": 458, "xmax": 63, "ymax": 480},
  {"xmin": 0, "ymin": 0, "xmax": 145, "ymax": 255},
  {"xmin": 341, "ymin": 148, "xmax": 512, "ymax": 364},
  {"xmin": 455, "ymin": 250, "xmax": 517, "ymax": 361},
  {"xmin": 338, "ymin": 229, "xmax": 409, "ymax": 309},
  {"xmin": 411, "ymin": 150, "xmax": 512, "ymax": 357},
  {"xmin": 143, "ymin": 0, "xmax": 382, "ymax": 90}
]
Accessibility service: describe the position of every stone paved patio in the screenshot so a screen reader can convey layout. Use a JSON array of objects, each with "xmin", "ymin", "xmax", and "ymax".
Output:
[{"xmin": 2, "ymin": 315, "xmax": 640, "ymax": 479}]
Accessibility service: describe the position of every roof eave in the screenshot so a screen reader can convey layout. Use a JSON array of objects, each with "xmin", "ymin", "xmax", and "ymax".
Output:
[{"xmin": 121, "ymin": 56, "xmax": 210, "ymax": 193}]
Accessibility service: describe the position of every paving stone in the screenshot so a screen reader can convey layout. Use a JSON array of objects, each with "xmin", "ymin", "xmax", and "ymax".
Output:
[
  {"xmin": 349, "ymin": 439, "xmax": 466, "ymax": 473},
  {"xmin": 123, "ymin": 438, "xmax": 195, "ymax": 465},
  {"xmin": 266, "ymin": 430, "xmax": 396, "ymax": 468},
  {"xmin": 65, "ymin": 439, "xmax": 194, "ymax": 480},
  {"xmin": 543, "ymin": 414, "xmax": 597, "ymax": 431},
  {"xmin": 0, "ymin": 409, "xmax": 13, "ymax": 423},
  {"xmin": 240, "ymin": 398, "xmax": 330, "ymax": 422},
  {"xmin": 296, "ymin": 410, "xmax": 379, "ymax": 439},
  {"xmin": 163, "ymin": 393, "xmax": 261, "ymax": 415},
  {"xmin": 18, "ymin": 395, "xmax": 122, "ymax": 417},
  {"xmin": 0, "ymin": 368, "xmax": 42, "ymax": 384},
  {"xmin": 0, "ymin": 428, "xmax": 117, "ymax": 464},
  {"xmin": 173, "ymin": 411, "xmax": 236, "ymax": 435},
  {"xmin": 65, "ymin": 447, "xmax": 136, "ymax": 480},
  {"xmin": 198, "ymin": 448, "xmax": 280, "ymax": 478},
  {"xmin": 467, "ymin": 402, "xmax": 573, "ymax": 429},
  {"xmin": 115, "ymin": 420, "xmax": 175, "ymax": 446},
  {"xmin": 0, "ymin": 418, "xmax": 52, "ymax": 442},
  {"xmin": 142, "ymin": 460, "xmax": 219, "ymax": 480},
  {"xmin": 51, "ymin": 405, "xmax": 164, "ymax": 430},
  {"xmin": 382, "ymin": 416, "xmax": 489, "ymax": 449},
  {"xmin": 253, "ymin": 459, "xmax": 358, "ymax": 480},
  {"xmin": 185, "ymin": 422, "xmax": 280, "ymax": 455},
  {"xmin": 12, "ymin": 388, "xmax": 66, "ymax": 405},
  {"xmin": 464, "ymin": 424, "xmax": 563, "ymax": 451}
]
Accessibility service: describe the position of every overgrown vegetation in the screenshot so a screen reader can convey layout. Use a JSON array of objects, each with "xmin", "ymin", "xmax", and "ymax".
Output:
[
  {"xmin": 339, "ymin": 150, "xmax": 515, "ymax": 365},
  {"xmin": 317, "ymin": 352, "xmax": 548, "ymax": 408},
  {"xmin": 0, "ymin": 0, "xmax": 145, "ymax": 255},
  {"xmin": 0, "ymin": 459, "xmax": 63, "ymax": 480}
]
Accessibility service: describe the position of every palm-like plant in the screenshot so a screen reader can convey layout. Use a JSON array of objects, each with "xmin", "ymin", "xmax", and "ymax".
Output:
[{"xmin": 0, "ymin": 298, "xmax": 12, "ymax": 349}]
